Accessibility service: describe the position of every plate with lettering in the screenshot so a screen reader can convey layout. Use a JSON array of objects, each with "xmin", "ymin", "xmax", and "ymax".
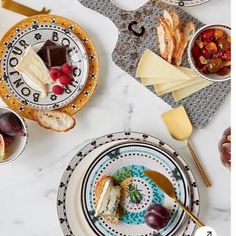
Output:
[
  {"xmin": 57, "ymin": 132, "xmax": 200, "ymax": 236},
  {"xmin": 0, "ymin": 15, "xmax": 99, "ymax": 114}
]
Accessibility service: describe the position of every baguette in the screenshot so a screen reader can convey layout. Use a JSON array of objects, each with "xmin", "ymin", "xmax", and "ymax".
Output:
[{"xmin": 34, "ymin": 110, "xmax": 75, "ymax": 132}]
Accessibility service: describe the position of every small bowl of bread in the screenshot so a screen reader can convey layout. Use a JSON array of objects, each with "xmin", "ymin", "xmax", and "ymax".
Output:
[
  {"xmin": 188, "ymin": 24, "xmax": 231, "ymax": 82},
  {"xmin": 0, "ymin": 107, "xmax": 28, "ymax": 164}
]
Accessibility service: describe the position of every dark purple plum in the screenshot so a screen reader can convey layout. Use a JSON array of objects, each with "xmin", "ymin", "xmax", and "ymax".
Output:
[
  {"xmin": 145, "ymin": 204, "xmax": 170, "ymax": 231},
  {"xmin": 0, "ymin": 112, "xmax": 24, "ymax": 136}
]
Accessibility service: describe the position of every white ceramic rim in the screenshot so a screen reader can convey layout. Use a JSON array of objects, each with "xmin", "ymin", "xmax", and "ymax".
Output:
[
  {"xmin": 187, "ymin": 24, "xmax": 231, "ymax": 82},
  {"xmin": 0, "ymin": 106, "xmax": 28, "ymax": 165}
]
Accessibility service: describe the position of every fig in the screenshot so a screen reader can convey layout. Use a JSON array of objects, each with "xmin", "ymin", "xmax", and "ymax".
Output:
[
  {"xmin": 219, "ymin": 127, "xmax": 231, "ymax": 170},
  {"xmin": 218, "ymin": 39, "xmax": 231, "ymax": 50},
  {"xmin": 205, "ymin": 42, "xmax": 218, "ymax": 54},
  {"xmin": 200, "ymin": 29, "xmax": 215, "ymax": 41},
  {"xmin": 145, "ymin": 204, "xmax": 170, "ymax": 231},
  {"xmin": 207, "ymin": 57, "xmax": 222, "ymax": 73},
  {"xmin": 214, "ymin": 29, "xmax": 225, "ymax": 39},
  {"xmin": 217, "ymin": 66, "xmax": 231, "ymax": 76},
  {"xmin": 195, "ymin": 39, "xmax": 204, "ymax": 49},
  {"xmin": 0, "ymin": 112, "xmax": 24, "ymax": 136},
  {"xmin": 0, "ymin": 133, "xmax": 15, "ymax": 161}
]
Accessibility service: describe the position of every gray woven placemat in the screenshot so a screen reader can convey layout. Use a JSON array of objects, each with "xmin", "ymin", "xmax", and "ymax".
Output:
[{"xmin": 78, "ymin": 0, "xmax": 231, "ymax": 128}]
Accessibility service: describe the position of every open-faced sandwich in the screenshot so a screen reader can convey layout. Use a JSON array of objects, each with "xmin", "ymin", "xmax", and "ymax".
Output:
[{"xmin": 94, "ymin": 176, "xmax": 122, "ymax": 224}]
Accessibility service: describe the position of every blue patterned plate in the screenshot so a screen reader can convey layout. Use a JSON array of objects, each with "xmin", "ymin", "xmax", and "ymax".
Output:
[
  {"xmin": 81, "ymin": 142, "xmax": 190, "ymax": 236},
  {"xmin": 57, "ymin": 132, "xmax": 200, "ymax": 236}
]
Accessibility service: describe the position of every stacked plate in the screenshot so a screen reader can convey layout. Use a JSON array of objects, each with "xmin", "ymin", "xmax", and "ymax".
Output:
[{"xmin": 57, "ymin": 132, "xmax": 200, "ymax": 236}]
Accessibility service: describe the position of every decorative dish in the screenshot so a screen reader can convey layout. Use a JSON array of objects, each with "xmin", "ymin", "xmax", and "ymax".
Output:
[
  {"xmin": 0, "ymin": 106, "xmax": 28, "ymax": 164},
  {"xmin": 188, "ymin": 24, "xmax": 231, "ymax": 82},
  {"xmin": 57, "ymin": 132, "xmax": 200, "ymax": 236},
  {"xmin": 0, "ymin": 15, "xmax": 99, "ymax": 120}
]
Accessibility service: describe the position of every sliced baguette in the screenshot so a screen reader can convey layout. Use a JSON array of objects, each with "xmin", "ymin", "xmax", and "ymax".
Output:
[
  {"xmin": 34, "ymin": 110, "xmax": 75, "ymax": 132},
  {"xmin": 160, "ymin": 17, "xmax": 176, "ymax": 64},
  {"xmin": 175, "ymin": 21, "xmax": 196, "ymax": 66},
  {"xmin": 157, "ymin": 23, "xmax": 168, "ymax": 60}
]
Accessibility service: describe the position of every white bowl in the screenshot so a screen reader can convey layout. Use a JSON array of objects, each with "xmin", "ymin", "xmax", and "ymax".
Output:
[
  {"xmin": 0, "ymin": 107, "xmax": 28, "ymax": 165},
  {"xmin": 188, "ymin": 24, "xmax": 231, "ymax": 82}
]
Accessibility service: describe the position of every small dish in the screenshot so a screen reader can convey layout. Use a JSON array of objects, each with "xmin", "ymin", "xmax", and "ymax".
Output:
[
  {"xmin": 188, "ymin": 24, "xmax": 231, "ymax": 82},
  {"xmin": 0, "ymin": 107, "xmax": 28, "ymax": 165}
]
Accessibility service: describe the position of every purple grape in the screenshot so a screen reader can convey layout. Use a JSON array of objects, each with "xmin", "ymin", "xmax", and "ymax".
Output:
[
  {"xmin": 0, "ymin": 112, "xmax": 24, "ymax": 136},
  {"xmin": 145, "ymin": 204, "xmax": 170, "ymax": 231}
]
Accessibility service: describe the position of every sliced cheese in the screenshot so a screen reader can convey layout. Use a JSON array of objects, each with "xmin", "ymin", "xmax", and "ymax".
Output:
[
  {"xmin": 154, "ymin": 79, "xmax": 203, "ymax": 96},
  {"xmin": 172, "ymin": 80, "xmax": 212, "ymax": 102},
  {"xmin": 136, "ymin": 49, "xmax": 191, "ymax": 82}
]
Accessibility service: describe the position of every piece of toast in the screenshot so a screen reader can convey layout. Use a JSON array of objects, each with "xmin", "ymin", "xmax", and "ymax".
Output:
[
  {"xmin": 34, "ymin": 110, "xmax": 75, "ymax": 132},
  {"xmin": 94, "ymin": 176, "xmax": 120, "ymax": 224}
]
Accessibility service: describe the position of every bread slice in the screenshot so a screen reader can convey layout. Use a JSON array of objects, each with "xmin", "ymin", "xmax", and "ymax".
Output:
[
  {"xmin": 34, "ymin": 110, "xmax": 75, "ymax": 132},
  {"xmin": 94, "ymin": 176, "xmax": 121, "ymax": 224},
  {"xmin": 157, "ymin": 23, "xmax": 168, "ymax": 60},
  {"xmin": 175, "ymin": 21, "xmax": 196, "ymax": 66},
  {"xmin": 160, "ymin": 17, "xmax": 176, "ymax": 64}
]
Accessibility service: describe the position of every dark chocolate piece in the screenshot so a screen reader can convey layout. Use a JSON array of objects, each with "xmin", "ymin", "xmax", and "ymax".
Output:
[
  {"xmin": 37, "ymin": 40, "xmax": 56, "ymax": 66},
  {"xmin": 46, "ymin": 45, "xmax": 67, "ymax": 67}
]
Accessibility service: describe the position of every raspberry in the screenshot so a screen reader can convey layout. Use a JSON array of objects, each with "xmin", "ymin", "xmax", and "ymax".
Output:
[
  {"xmin": 50, "ymin": 68, "xmax": 61, "ymax": 81},
  {"xmin": 59, "ymin": 74, "xmax": 71, "ymax": 85},
  {"xmin": 61, "ymin": 64, "xmax": 72, "ymax": 75},
  {"xmin": 52, "ymin": 85, "xmax": 64, "ymax": 95}
]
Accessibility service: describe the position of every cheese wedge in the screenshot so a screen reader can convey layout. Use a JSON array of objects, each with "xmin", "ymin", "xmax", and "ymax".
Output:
[
  {"xmin": 154, "ymin": 79, "xmax": 204, "ymax": 95},
  {"xmin": 15, "ymin": 46, "xmax": 53, "ymax": 98},
  {"xmin": 172, "ymin": 80, "xmax": 212, "ymax": 102},
  {"xmin": 136, "ymin": 49, "xmax": 191, "ymax": 82}
]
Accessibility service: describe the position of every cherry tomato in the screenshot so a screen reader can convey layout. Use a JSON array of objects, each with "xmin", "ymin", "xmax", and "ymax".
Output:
[{"xmin": 207, "ymin": 57, "xmax": 222, "ymax": 73}]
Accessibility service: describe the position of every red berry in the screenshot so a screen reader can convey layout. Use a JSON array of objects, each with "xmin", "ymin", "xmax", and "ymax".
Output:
[
  {"xmin": 52, "ymin": 85, "xmax": 64, "ymax": 95},
  {"xmin": 191, "ymin": 46, "xmax": 200, "ymax": 60},
  {"xmin": 200, "ymin": 29, "xmax": 215, "ymax": 41},
  {"xmin": 59, "ymin": 74, "xmax": 71, "ymax": 85},
  {"xmin": 50, "ymin": 68, "xmax": 61, "ymax": 81},
  {"xmin": 61, "ymin": 64, "xmax": 72, "ymax": 75},
  {"xmin": 201, "ymin": 47, "xmax": 212, "ymax": 59}
]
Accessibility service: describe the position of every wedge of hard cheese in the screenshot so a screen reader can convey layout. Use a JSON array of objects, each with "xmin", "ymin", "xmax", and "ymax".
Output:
[
  {"xmin": 172, "ymin": 80, "xmax": 212, "ymax": 102},
  {"xmin": 136, "ymin": 49, "xmax": 191, "ymax": 82}
]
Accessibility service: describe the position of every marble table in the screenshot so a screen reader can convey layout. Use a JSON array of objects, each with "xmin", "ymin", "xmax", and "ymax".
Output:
[{"xmin": 0, "ymin": 0, "xmax": 231, "ymax": 235}]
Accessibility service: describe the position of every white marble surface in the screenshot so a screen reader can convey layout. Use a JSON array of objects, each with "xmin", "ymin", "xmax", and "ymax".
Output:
[{"xmin": 0, "ymin": 0, "xmax": 231, "ymax": 235}]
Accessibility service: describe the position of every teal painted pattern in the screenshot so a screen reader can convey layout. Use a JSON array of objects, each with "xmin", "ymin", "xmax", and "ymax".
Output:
[{"xmin": 115, "ymin": 165, "xmax": 165, "ymax": 225}]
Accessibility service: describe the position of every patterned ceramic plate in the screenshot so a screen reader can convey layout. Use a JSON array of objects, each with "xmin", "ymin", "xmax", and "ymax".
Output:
[
  {"xmin": 161, "ymin": 0, "xmax": 212, "ymax": 7},
  {"xmin": 0, "ymin": 17, "xmax": 88, "ymax": 110},
  {"xmin": 57, "ymin": 132, "xmax": 200, "ymax": 236},
  {"xmin": 0, "ymin": 15, "xmax": 99, "ymax": 120},
  {"xmin": 82, "ymin": 142, "xmax": 191, "ymax": 236}
]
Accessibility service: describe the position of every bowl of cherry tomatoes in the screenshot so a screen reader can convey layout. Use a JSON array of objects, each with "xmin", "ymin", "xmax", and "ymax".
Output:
[{"xmin": 188, "ymin": 24, "xmax": 231, "ymax": 82}]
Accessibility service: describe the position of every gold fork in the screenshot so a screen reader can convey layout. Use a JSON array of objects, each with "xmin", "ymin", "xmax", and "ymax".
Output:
[{"xmin": 1, "ymin": 0, "xmax": 51, "ymax": 16}]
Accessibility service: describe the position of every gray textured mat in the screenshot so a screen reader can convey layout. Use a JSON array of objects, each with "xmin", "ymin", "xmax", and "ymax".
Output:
[{"xmin": 77, "ymin": 0, "xmax": 231, "ymax": 128}]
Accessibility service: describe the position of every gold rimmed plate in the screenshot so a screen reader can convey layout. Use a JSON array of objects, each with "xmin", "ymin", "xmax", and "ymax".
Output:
[{"xmin": 0, "ymin": 15, "xmax": 99, "ymax": 119}]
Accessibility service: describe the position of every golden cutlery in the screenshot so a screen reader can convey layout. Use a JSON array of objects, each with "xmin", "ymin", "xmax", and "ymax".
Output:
[
  {"xmin": 144, "ymin": 170, "xmax": 205, "ymax": 227},
  {"xmin": 1, "ymin": 0, "xmax": 50, "ymax": 16},
  {"xmin": 162, "ymin": 105, "xmax": 212, "ymax": 188}
]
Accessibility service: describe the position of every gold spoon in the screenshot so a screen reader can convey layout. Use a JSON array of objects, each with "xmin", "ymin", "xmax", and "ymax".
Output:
[
  {"xmin": 1, "ymin": 0, "xmax": 50, "ymax": 16},
  {"xmin": 144, "ymin": 170, "xmax": 205, "ymax": 227},
  {"xmin": 162, "ymin": 105, "xmax": 212, "ymax": 188}
]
